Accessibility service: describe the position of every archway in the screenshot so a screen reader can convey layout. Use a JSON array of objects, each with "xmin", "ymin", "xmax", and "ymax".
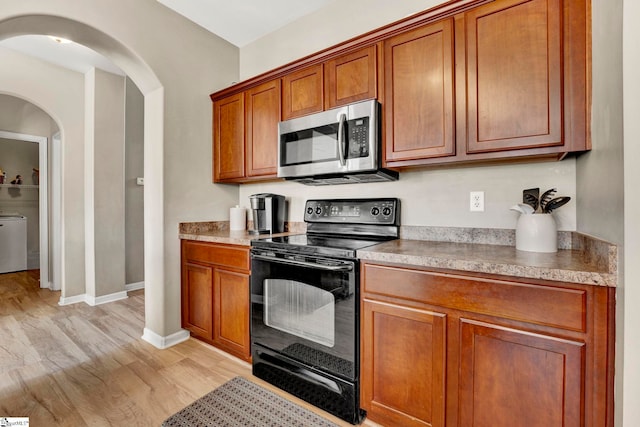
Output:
[{"xmin": 0, "ymin": 15, "xmax": 168, "ymax": 347}]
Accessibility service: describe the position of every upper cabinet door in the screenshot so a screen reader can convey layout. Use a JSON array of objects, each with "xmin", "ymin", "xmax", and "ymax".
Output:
[
  {"xmin": 383, "ymin": 20, "xmax": 455, "ymax": 164},
  {"xmin": 325, "ymin": 45, "xmax": 378, "ymax": 109},
  {"xmin": 245, "ymin": 79, "xmax": 281, "ymax": 178},
  {"xmin": 465, "ymin": 0, "xmax": 562, "ymax": 153},
  {"xmin": 213, "ymin": 92, "xmax": 244, "ymax": 182},
  {"xmin": 282, "ymin": 64, "xmax": 324, "ymax": 120}
]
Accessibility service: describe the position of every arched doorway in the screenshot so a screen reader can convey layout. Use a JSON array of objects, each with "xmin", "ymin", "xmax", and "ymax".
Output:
[{"xmin": 0, "ymin": 15, "xmax": 167, "ymax": 347}]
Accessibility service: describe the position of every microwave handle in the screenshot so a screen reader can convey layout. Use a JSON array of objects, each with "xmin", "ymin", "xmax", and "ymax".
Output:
[{"xmin": 337, "ymin": 113, "xmax": 347, "ymax": 166}]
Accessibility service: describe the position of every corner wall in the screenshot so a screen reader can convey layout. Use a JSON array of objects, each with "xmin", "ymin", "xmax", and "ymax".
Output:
[{"xmin": 622, "ymin": 0, "xmax": 640, "ymax": 425}]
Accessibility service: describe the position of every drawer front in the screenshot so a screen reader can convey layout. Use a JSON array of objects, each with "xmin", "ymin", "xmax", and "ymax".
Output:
[
  {"xmin": 363, "ymin": 263, "xmax": 586, "ymax": 332},
  {"xmin": 182, "ymin": 240, "xmax": 250, "ymax": 271}
]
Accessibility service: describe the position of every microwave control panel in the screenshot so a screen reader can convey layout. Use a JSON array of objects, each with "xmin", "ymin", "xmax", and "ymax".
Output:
[
  {"xmin": 305, "ymin": 198, "xmax": 399, "ymax": 225},
  {"xmin": 346, "ymin": 117, "xmax": 370, "ymax": 159}
]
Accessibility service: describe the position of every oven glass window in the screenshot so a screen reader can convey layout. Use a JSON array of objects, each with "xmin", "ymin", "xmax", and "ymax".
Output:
[{"xmin": 264, "ymin": 278, "xmax": 335, "ymax": 347}]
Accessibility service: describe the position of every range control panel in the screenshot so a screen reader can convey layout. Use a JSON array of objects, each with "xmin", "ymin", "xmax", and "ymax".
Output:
[{"xmin": 304, "ymin": 198, "xmax": 400, "ymax": 225}]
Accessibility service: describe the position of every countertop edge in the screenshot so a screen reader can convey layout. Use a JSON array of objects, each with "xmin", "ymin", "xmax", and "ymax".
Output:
[
  {"xmin": 179, "ymin": 222, "xmax": 618, "ymax": 287},
  {"xmin": 356, "ymin": 250, "xmax": 617, "ymax": 287}
]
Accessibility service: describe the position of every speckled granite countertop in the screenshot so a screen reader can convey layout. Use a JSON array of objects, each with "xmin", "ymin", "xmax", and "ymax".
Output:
[
  {"xmin": 178, "ymin": 221, "xmax": 305, "ymax": 246},
  {"xmin": 179, "ymin": 222, "xmax": 618, "ymax": 287},
  {"xmin": 358, "ymin": 231, "xmax": 618, "ymax": 287}
]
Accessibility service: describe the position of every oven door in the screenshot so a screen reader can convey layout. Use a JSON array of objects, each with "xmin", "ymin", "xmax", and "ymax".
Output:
[{"xmin": 250, "ymin": 249, "xmax": 358, "ymax": 382}]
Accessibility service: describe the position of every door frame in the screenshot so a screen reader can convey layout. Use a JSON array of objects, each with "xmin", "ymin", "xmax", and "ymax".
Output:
[{"xmin": 0, "ymin": 129, "xmax": 49, "ymax": 289}]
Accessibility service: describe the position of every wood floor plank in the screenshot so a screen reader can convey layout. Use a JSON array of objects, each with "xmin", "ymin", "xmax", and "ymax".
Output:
[{"xmin": 0, "ymin": 271, "xmax": 380, "ymax": 426}]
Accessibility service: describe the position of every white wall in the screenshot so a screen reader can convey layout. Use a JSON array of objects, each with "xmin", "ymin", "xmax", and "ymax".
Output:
[
  {"xmin": 622, "ymin": 0, "xmax": 640, "ymax": 425},
  {"xmin": 0, "ymin": 0, "xmax": 239, "ymax": 341},
  {"xmin": 238, "ymin": 0, "xmax": 578, "ymax": 232},
  {"xmin": 86, "ymin": 68, "xmax": 127, "ymax": 298},
  {"xmin": 0, "ymin": 46, "xmax": 86, "ymax": 298},
  {"xmin": 125, "ymin": 78, "xmax": 144, "ymax": 285},
  {"xmin": 0, "ymin": 94, "xmax": 57, "ymax": 136}
]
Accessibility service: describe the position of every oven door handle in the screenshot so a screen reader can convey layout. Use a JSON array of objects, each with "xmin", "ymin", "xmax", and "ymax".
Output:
[{"xmin": 252, "ymin": 254, "xmax": 353, "ymax": 271}]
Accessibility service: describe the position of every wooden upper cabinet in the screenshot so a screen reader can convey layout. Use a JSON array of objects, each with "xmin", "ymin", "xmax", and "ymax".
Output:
[
  {"xmin": 213, "ymin": 92, "xmax": 244, "ymax": 181},
  {"xmin": 245, "ymin": 79, "xmax": 281, "ymax": 178},
  {"xmin": 325, "ymin": 45, "xmax": 378, "ymax": 109},
  {"xmin": 211, "ymin": 0, "xmax": 590, "ymax": 178},
  {"xmin": 465, "ymin": 0, "xmax": 563, "ymax": 153},
  {"xmin": 282, "ymin": 64, "xmax": 324, "ymax": 120},
  {"xmin": 383, "ymin": 19, "xmax": 456, "ymax": 165}
]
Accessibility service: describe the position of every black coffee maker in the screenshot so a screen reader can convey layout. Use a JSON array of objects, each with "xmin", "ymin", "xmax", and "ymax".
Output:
[{"xmin": 248, "ymin": 193, "xmax": 286, "ymax": 234}]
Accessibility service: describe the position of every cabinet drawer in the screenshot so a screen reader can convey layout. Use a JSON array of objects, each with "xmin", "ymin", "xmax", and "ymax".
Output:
[
  {"xmin": 362, "ymin": 264, "xmax": 586, "ymax": 332},
  {"xmin": 182, "ymin": 241, "xmax": 249, "ymax": 271}
]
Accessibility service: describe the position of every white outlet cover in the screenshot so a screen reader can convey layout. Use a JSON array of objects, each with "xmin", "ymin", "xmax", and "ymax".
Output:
[
  {"xmin": 470, "ymin": 191, "xmax": 484, "ymax": 212},
  {"xmin": 136, "ymin": 177, "xmax": 144, "ymax": 186}
]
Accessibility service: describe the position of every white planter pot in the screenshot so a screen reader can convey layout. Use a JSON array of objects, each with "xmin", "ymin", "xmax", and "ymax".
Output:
[{"xmin": 515, "ymin": 213, "xmax": 557, "ymax": 253}]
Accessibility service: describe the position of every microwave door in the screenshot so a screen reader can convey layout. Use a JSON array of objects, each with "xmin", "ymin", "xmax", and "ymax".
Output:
[{"xmin": 278, "ymin": 108, "xmax": 350, "ymax": 178}]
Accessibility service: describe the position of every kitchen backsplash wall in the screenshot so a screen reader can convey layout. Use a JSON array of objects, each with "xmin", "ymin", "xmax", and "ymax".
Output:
[{"xmin": 238, "ymin": 159, "xmax": 577, "ymax": 231}]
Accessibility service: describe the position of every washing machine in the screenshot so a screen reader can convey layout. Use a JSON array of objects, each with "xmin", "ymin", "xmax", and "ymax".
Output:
[{"xmin": 0, "ymin": 214, "xmax": 27, "ymax": 273}]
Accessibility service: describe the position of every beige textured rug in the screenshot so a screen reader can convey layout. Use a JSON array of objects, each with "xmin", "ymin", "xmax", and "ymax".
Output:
[{"xmin": 162, "ymin": 376, "xmax": 339, "ymax": 427}]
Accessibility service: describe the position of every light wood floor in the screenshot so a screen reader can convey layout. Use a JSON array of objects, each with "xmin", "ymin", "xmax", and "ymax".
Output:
[{"xmin": 0, "ymin": 271, "xmax": 379, "ymax": 426}]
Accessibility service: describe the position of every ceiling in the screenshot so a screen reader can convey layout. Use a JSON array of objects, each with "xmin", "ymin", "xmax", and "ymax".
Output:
[{"xmin": 0, "ymin": 0, "xmax": 334, "ymax": 75}]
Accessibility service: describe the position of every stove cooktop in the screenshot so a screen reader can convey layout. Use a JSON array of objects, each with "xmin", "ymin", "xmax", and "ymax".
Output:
[
  {"xmin": 251, "ymin": 233, "xmax": 390, "ymax": 258},
  {"xmin": 251, "ymin": 198, "xmax": 400, "ymax": 259}
]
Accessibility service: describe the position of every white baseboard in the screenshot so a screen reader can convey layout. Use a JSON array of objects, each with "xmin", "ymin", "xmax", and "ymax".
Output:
[
  {"xmin": 58, "ymin": 290, "xmax": 128, "ymax": 306},
  {"xmin": 58, "ymin": 293, "xmax": 87, "ymax": 306},
  {"xmin": 125, "ymin": 281, "xmax": 145, "ymax": 292},
  {"xmin": 86, "ymin": 291, "xmax": 128, "ymax": 306},
  {"xmin": 142, "ymin": 327, "xmax": 191, "ymax": 349}
]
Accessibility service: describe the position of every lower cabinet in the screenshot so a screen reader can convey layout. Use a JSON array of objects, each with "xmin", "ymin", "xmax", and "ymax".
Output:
[
  {"xmin": 360, "ymin": 262, "xmax": 614, "ymax": 427},
  {"xmin": 361, "ymin": 300, "xmax": 446, "ymax": 427},
  {"xmin": 181, "ymin": 240, "xmax": 251, "ymax": 362}
]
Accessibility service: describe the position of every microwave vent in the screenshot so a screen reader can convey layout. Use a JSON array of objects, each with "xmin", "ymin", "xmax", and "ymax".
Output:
[{"xmin": 289, "ymin": 169, "xmax": 399, "ymax": 186}]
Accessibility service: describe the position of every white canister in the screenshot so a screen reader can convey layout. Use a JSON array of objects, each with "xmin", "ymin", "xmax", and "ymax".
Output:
[
  {"xmin": 515, "ymin": 213, "xmax": 558, "ymax": 253},
  {"xmin": 229, "ymin": 205, "xmax": 246, "ymax": 231}
]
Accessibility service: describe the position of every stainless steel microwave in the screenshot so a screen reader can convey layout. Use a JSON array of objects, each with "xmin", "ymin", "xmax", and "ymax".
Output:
[{"xmin": 277, "ymin": 100, "xmax": 398, "ymax": 185}]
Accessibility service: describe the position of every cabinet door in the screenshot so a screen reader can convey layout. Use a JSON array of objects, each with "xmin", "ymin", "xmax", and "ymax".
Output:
[
  {"xmin": 213, "ymin": 92, "xmax": 245, "ymax": 181},
  {"xmin": 361, "ymin": 299, "xmax": 446, "ymax": 427},
  {"xmin": 458, "ymin": 319, "xmax": 584, "ymax": 427},
  {"xmin": 384, "ymin": 19, "xmax": 455, "ymax": 164},
  {"xmin": 465, "ymin": 0, "xmax": 562, "ymax": 153},
  {"xmin": 325, "ymin": 45, "xmax": 377, "ymax": 109},
  {"xmin": 245, "ymin": 79, "xmax": 281, "ymax": 178},
  {"xmin": 181, "ymin": 262, "xmax": 213, "ymax": 340},
  {"xmin": 213, "ymin": 269, "xmax": 250, "ymax": 361},
  {"xmin": 282, "ymin": 64, "xmax": 324, "ymax": 120}
]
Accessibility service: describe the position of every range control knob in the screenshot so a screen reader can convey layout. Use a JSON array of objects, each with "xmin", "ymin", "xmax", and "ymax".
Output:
[
  {"xmin": 306, "ymin": 206, "xmax": 314, "ymax": 215},
  {"xmin": 315, "ymin": 206, "xmax": 323, "ymax": 215},
  {"xmin": 370, "ymin": 206, "xmax": 380, "ymax": 216},
  {"xmin": 382, "ymin": 207, "xmax": 392, "ymax": 216}
]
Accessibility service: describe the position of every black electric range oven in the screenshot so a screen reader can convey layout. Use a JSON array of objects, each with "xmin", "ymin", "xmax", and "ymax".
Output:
[{"xmin": 250, "ymin": 198, "xmax": 400, "ymax": 424}]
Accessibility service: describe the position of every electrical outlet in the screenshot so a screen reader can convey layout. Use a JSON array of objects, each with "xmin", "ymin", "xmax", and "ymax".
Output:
[{"xmin": 470, "ymin": 191, "xmax": 484, "ymax": 212}]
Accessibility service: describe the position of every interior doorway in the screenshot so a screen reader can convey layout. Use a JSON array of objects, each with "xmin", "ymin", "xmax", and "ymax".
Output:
[{"xmin": 0, "ymin": 129, "xmax": 49, "ymax": 289}]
